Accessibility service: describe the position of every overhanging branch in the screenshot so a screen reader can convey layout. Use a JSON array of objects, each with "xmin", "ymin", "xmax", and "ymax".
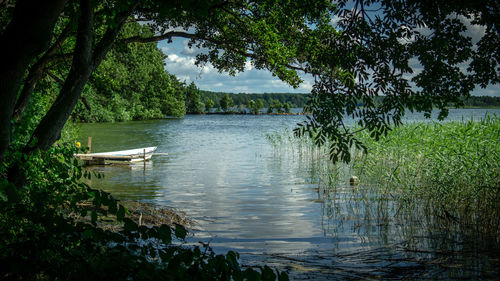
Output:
[
  {"xmin": 121, "ymin": 31, "xmax": 198, "ymax": 43},
  {"xmin": 121, "ymin": 31, "xmax": 306, "ymax": 73}
]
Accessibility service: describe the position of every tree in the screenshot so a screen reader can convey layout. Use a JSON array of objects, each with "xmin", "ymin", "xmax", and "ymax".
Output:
[
  {"xmin": 255, "ymin": 98, "xmax": 264, "ymax": 114},
  {"xmin": 205, "ymin": 98, "xmax": 214, "ymax": 113},
  {"xmin": 283, "ymin": 102, "xmax": 291, "ymax": 113},
  {"xmin": 293, "ymin": 1, "xmax": 499, "ymax": 162},
  {"xmin": 1, "ymin": 1, "xmax": 499, "ymax": 279},
  {"xmin": 238, "ymin": 104, "xmax": 246, "ymax": 113},
  {"xmin": 0, "ymin": 0, "xmax": 66, "ymax": 160},
  {"xmin": 220, "ymin": 93, "xmax": 233, "ymax": 112},
  {"xmin": 269, "ymin": 98, "xmax": 283, "ymax": 113},
  {"xmin": 185, "ymin": 82, "xmax": 204, "ymax": 114},
  {"xmin": 72, "ymin": 22, "xmax": 186, "ymax": 122},
  {"xmin": 0, "ymin": 0, "xmax": 332, "ymax": 162},
  {"xmin": 248, "ymin": 99, "xmax": 263, "ymax": 114}
]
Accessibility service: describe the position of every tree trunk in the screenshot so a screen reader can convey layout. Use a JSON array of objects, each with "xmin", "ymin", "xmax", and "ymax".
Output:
[
  {"xmin": 26, "ymin": 0, "xmax": 134, "ymax": 152},
  {"xmin": 27, "ymin": 0, "xmax": 94, "ymax": 151},
  {"xmin": 0, "ymin": 0, "xmax": 66, "ymax": 161}
]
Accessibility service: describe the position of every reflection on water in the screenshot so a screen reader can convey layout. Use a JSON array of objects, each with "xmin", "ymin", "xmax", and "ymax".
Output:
[{"xmin": 79, "ymin": 109, "xmax": 500, "ymax": 280}]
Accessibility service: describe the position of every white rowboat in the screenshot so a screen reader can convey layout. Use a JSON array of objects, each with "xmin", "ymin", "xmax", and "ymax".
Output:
[{"xmin": 75, "ymin": 146, "xmax": 158, "ymax": 164}]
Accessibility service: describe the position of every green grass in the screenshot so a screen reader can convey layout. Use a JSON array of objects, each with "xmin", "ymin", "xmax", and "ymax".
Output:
[
  {"xmin": 356, "ymin": 116, "xmax": 500, "ymax": 234},
  {"xmin": 267, "ymin": 116, "xmax": 500, "ymax": 235}
]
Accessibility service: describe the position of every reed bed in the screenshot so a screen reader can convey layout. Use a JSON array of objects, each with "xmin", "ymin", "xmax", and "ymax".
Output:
[{"xmin": 267, "ymin": 116, "xmax": 500, "ymax": 235}]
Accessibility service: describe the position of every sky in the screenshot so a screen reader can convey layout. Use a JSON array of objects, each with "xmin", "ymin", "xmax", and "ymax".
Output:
[{"xmin": 157, "ymin": 24, "xmax": 499, "ymax": 96}]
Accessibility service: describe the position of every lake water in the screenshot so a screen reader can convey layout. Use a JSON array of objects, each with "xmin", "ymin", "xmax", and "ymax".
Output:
[{"xmin": 79, "ymin": 108, "xmax": 500, "ymax": 280}]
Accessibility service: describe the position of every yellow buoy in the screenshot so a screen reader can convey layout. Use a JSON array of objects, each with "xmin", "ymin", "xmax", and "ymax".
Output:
[{"xmin": 350, "ymin": 176, "xmax": 360, "ymax": 186}]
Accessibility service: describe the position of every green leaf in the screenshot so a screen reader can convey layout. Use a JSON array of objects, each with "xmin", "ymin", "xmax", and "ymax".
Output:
[
  {"xmin": 262, "ymin": 266, "xmax": 276, "ymax": 281},
  {"xmin": 83, "ymin": 229, "xmax": 95, "ymax": 239},
  {"xmin": 123, "ymin": 218, "xmax": 138, "ymax": 231},
  {"xmin": 159, "ymin": 225, "xmax": 172, "ymax": 244},
  {"xmin": 108, "ymin": 200, "xmax": 117, "ymax": 214},
  {"xmin": 0, "ymin": 183, "xmax": 8, "ymax": 202},
  {"xmin": 91, "ymin": 211, "xmax": 97, "ymax": 223},
  {"xmin": 226, "ymin": 251, "xmax": 240, "ymax": 270},
  {"xmin": 4, "ymin": 182, "xmax": 21, "ymax": 203},
  {"xmin": 139, "ymin": 225, "xmax": 148, "ymax": 236},
  {"xmin": 278, "ymin": 271, "xmax": 289, "ymax": 281},
  {"xmin": 174, "ymin": 223, "xmax": 187, "ymax": 239},
  {"xmin": 117, "ymin": 205, "xmax": 125, "ymax": 221},
  {"xmin": 243, "ymin": 268, "xmax": 261, "ymax": 281}
]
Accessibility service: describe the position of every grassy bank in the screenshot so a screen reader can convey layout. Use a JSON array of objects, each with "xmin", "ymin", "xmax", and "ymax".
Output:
[{"xmin": 268, "ymin": 116, "xmax": 500, "ymax": 235}]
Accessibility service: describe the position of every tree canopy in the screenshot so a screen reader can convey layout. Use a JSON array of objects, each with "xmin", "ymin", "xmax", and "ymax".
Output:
[
  {"xmin": 293, "ymin": 1, "xmax": 499, "ymax": 162},
  {"xmin": 74, "ymin": 21, "xmax": 187, "ymax": 122}
]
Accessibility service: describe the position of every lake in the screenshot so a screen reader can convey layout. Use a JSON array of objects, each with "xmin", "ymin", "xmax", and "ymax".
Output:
[{"xmin": 79, "ymin": 108, "xmax": 500, "ymax": 280}]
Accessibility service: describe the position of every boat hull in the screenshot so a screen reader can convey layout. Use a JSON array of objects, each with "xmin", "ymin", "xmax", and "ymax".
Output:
[{"xmin": 75, "ymin": 146, "xmax": 158, "ymax": 165}]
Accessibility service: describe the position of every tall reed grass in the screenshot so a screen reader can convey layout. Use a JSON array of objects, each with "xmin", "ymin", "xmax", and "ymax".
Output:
[{"xmin": 267, "ymin": 116, "xmax": 500, "ymax": 235}]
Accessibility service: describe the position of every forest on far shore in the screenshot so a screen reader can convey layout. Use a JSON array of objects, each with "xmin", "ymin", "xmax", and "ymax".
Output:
[{"xmin": 193, "ymin": 91, "xmax": 500, "ymax": 112}]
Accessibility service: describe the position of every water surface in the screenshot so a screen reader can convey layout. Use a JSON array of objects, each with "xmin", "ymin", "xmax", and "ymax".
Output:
[{"xmin": 79, "ymin": 108, "xmax": 500, "ymax": 279}]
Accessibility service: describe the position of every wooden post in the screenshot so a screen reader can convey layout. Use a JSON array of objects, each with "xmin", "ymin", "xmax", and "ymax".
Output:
[
  {"xmin": 143, "ymin": 148, "xmax": 146, "ymax": 170},
  {"xmin": 87, "ymin": 136, "xmax": 92, "ymax": 154}
]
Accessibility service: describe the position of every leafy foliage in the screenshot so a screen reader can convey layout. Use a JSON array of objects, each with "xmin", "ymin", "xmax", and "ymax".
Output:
[
  {"xmin": 1, "ymin": 0, "xmax": 499, "ymax": 279},
  {"xmin": 205, "ymin": 98, "xmax": 215, "ymax": 113},
  {"xmin": 294, "ymin": 1, "xmax": 499, "ymax": 163},
  {"xmin": 185, "ymin": 82, "xmax": 205, "ymax": 114},
  {"xmin": 247, "ymin": 99, "xmax": 264, "ymax": 114},
  {"xmin": 268, "ymin": 99, "xmax": 284, "ymax": 113},
  {"xmin": 72, "ymin": 22, "xmax": 186, "ymax": 122},
  {"xmin": 220, "ymin": 94, "xmax": 234, "ymax": 112}
]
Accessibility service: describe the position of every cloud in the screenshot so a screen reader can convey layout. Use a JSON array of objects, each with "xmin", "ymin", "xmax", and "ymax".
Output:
[
  {"xmin": 244, "ymin": 61, "xmax": 254, "ymax": 71},
  {"xmin": 299, "ymin": 79, "xmax": 313, "ymax": 92},
  {"xmin": 473, "ymin": 84, "xmax": 499, "ymax": 96},
  {"xmin": 180, "ymin": 40, "xmax": 205, "ymax": 57},
  {"xmin": 457, "ymin": 14, "xmax": 486, "ymax": 43},
  {"xmin": 160, "ymin": 46, "xmax": 171, "ymax": 53}
]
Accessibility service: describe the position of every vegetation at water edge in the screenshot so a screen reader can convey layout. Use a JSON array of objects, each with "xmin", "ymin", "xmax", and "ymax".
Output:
[{"xmin": 267, "ymin": 117, "xmax": 500, "ymax": 235}]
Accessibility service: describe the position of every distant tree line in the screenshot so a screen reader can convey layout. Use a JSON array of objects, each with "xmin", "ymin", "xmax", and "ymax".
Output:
[
  {"xmin": 367, "ymin": 96, "xmax": 500, "ymax": 108},
  {"xmin": 189, "ymin": 90, "xmax": 500, "ymax": 114},
  {"xmin": 460, "ymin": 96, "xmax": 500, "ymax": 108},
  {"xmin": 186, "ymin": 90, "xmax": 297, "ymax": 114},
  {"xmin": 198, "ymin": 91, "xmax": 310, "ymax": 109}
]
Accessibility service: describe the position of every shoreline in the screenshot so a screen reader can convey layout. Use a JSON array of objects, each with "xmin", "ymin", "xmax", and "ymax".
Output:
[{"xmin": 200, "ymin": 111, "xmax": 311, "ymax": 115}]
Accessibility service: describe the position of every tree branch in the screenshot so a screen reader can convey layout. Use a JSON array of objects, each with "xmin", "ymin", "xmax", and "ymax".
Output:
[
  {"xmin": 0, "ymin": 0, "xmax": 66, "ymax": 161},
  {"xmin": 13, "ymin": 19, "xmax": 74, "ymax": 121},
  {"xmin": 26, "ymin": 0, "xmax": 94, "ymax": 152},
  {"xmin": 121, "ymin": 30, "xmax": 198, "ymax": 43},
  {"xmin": 91, "ymin": 3, "xmax": 138, "ymax": 68},
  {"xmin": 46, "ymin": 70, "xmax": 65, "ymax": 84}
]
